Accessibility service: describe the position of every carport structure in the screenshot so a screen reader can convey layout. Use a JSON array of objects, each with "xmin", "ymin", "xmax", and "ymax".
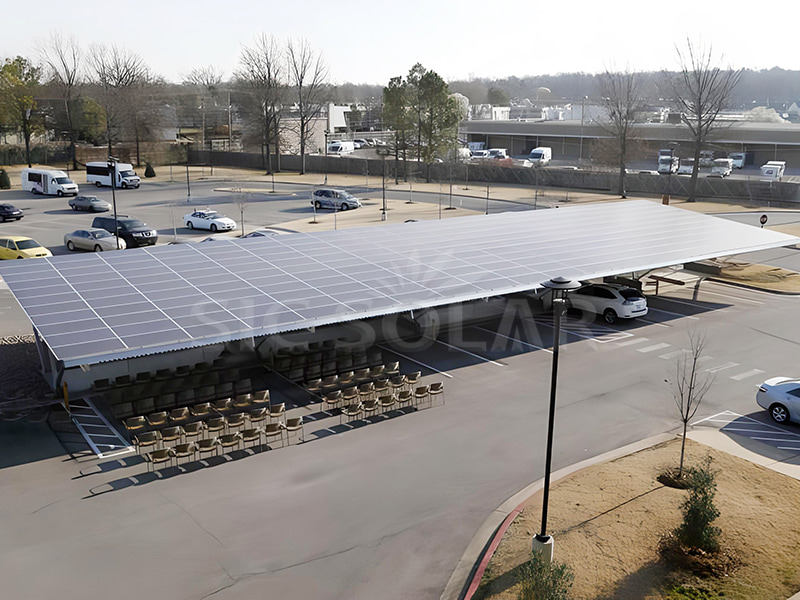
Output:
[{"xmin": 0, "ymin": 200, "xmax": 797, "ymax": 394}]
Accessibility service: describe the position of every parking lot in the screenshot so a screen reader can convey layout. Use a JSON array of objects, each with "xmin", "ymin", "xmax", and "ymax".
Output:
[{"xmin": 3, "ymin": 176, "xmax": 800, "ymax": 599}]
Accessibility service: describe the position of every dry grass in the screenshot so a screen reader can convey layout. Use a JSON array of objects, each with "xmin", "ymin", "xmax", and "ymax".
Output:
[{"xmin": 475, "ymin": 438, "xmax": 800, "ymax": 600}]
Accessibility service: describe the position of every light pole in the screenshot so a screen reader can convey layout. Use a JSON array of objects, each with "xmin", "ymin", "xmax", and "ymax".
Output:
[
  {"xmin": 108, "ymin": 157, "xmax": 120, "ymax": 249},
  {"xmin": 579, "ymin": 96, "xmax": 588, "ymax": 165},
  {"xmin": 381, "ymin": 158, "xmax": 387, "ymax": 221},
  {"xmin": 534, "ymin": 276, "xmax": 580, "ymax": 562},
  {"xmin": 485, "ymin": 182, "xmax": 490, "ymax": 215},
  {"xmin": 324, "ymin": 130, "xmax": 330, "ymax": 185},
  {"xmin": 185, "ymin": 163, "xmax": 191, "ymax": 202}
]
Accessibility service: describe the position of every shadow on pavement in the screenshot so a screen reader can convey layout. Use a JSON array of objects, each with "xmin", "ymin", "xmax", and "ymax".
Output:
[{"xmin": 0, "ymin": 420, "xmax": 66, "ymax": 469}]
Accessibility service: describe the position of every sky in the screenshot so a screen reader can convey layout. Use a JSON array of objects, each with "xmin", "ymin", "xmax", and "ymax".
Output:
[{"xmin": 1, "ymin": 0, "xmax": 794, "ymax": 86}]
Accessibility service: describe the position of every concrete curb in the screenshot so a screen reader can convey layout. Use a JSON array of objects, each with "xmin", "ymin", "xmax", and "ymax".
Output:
[
  {"xmin": 707, "ymin": 277, "xmax": 800, "ymax": 296},
  {"xmin": 440, "ymin": 433, "xmax": 675, "ymax": 600}
]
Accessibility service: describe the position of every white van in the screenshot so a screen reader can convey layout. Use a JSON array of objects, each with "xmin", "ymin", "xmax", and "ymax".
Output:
[
  {"xmin": 760, "ymin": 161, "xmax": 786, "ymax": 181},
  {"xmin": 528, "ymin": 147, "xmax": 552, "ymax": 166},
  {"xmin": 677, "ymin": 158, "xmax": 695, "ymax": 175},
  {"xmin": 86, "ymin": 162, "xmax": 141, "ymax": 188},
  {"xmin": 728, "ymin": 152, "xmax": 746, "ymax": 169},
  {"xmin": 709, "ymin": 158, "xmax": 733, "ymax": 178},
  {"xmin": 487, "ymin": 148, "xmax": 508, "ymax": 159},
  {"xmin": 21, "ymin": 169, "xmax": 79, "ymax": 196},
  {"xmin": 327, "ymin": 141, "xmax": 355, "ymax": 156}
]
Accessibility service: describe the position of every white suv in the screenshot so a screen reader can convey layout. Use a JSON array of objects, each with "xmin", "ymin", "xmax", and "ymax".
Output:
[{"xmin": 567, "ymin": 283, "xmax": 648, "ymax": 324}]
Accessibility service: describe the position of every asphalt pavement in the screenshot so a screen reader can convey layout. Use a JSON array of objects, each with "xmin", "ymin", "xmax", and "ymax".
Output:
[{"xmin": 3, "ymin": 174, "xmax": 800, "ymax": 599}]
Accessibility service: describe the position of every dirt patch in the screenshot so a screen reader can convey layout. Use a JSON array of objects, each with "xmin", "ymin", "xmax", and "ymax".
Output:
[
  {"xmin": 475, "ymin": 438, "xmax": 800, "ymax": 600},
  {"xmin": 714, "ymin": 262, "xmax": 800, "ymax": 293}
]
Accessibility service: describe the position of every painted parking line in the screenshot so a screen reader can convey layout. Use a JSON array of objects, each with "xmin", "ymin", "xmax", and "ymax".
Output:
[
  {"xmin": 693, "ymin": 410, "xmax": 742, "ymax": 426},
  {"xmin": 730, "ymin": 369, "xmax": 765, "ymax": 381},
  {"xmin": 694, "ymin": 412, "xmax": 800, "ymax": 453},
  {"xmin": 530, "ymin": 317, "xmax": 632, "ymax": 344},
  {"xmin": 430, "ymin": 337, "xmax": 505, "ymax": 367},
  {"xmin": 704, "ymin": 361, "xmax": 739, "ymax": 373},
  {"xmin": 645, "ymin": 304, "xmax": 700, "ymax": 320},
  {"xmin": 638, "ymin": 317, "xmax": 670, "ymax": 328},
  {"xmin": 473, "ymin": 326, "xmax": 552, "ymax": 354},
  {"xmin": 376, "ymin": 345, "xmax": 454, "ymax": 379},
  {"xmin": 637, "ymin": 342, "xmax": 671, "ymax": 353},
  {"xmin": 659, "ymin": 349, "xmax": 690, "ymax": 360}
]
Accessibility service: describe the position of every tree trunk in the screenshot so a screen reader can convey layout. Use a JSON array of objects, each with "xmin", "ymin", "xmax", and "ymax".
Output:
[
  {"xmin": 65, "ymin": 97, "xmax": 77, "ymax": 170},
  {"xmin": 106, "ymin": 114, "xmax": 113, "ymax": 157},
  {"xmin": 134, "ymin": 117, "xmax": 141, "ymax": 167},
  {"xmin": 22, "ymin": 115, "xmax": 32, "ymax": 168},
  {"xmin": 687, "ymin": 126, "xmax": 703, "ymax": 202},
  {"xmin": 299, "ymin": 119, "xmax": 306, "ymax": 174},
  {"xmin": 264, "ymin": 111, "xmax": 272, "ymax": 175},
  {"xmin": 679, "ymin": 420, "xmax": 688, "ymax": 478}
]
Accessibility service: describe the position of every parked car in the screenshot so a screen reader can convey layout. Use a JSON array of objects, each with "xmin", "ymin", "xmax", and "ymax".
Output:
[
  {"xmin": 567, "ymin": 283, "xmax": 648, "ymax": 324},
  {"xmin": 756, "ymin": 377, "xmax": 800, "ymax": 424},
  {"xmin": 183, "ymin": 210, "xmax": 237, "ymax": 232},
  {"xmin": 91, "ymin": 215, "xmax": 158, "ymax": 247},
  {"xmin": 64, "ymin": 228, "xmax": 126, "ymax": 252},
  {"xmin": 311, "ymin": 188, "xmax": 362, "ymax": 211},
  {"xmin": 0, "ymin": 204, "xmax": 23, "ymax": 221},
  {"xmin": 353, "ymin": 138, "xmax": 372, "ymax": 148},
  {"xmin": 0, "ymin": 236, "xmax": 52, "ymax": 259},
  {"xmin": 470, "ymin": 150, "xmax": 490, "ymax": 160},
  {"xmin": 68, "ymin": 195, "xmax": 111, "ymax": 212}
]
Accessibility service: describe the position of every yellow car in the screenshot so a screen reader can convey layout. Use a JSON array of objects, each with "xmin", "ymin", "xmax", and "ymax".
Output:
[{"xmin": 0, "ymin": 236, "xmax": 53, "ymax": 259}]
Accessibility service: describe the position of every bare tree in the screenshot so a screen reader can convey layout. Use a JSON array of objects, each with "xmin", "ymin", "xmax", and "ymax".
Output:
[
  {"xmin": 87, "ymin": 44, "xmax": 150, "ymax": 156},
  {"xmin": 286, "ymin": 38, "xmax": 328, "ymax": 174},
  {"xmin": 235, "ymin": 34, "xmax": 285, "ymax": 174},
  {"xmin": 128, "ymin": 72, "xmax": 166, "ymax": 166},
  {"xmin": 671, "ymin": 40, "xmax": 742, "ymax": 202},
  {"xmin": 667, "ymin": 331, "xmax": 714, "ymax": 478},
  {"xmin": 39, "ymin": 32, "xmax": 82, "ymax": 169},
  {"xmin": 596, "ymin": 68, "xmax": 642, "ymax": 198},
  {"xmin": 183, "ymin": 65, "xmax": 223, "ymax": 151}
]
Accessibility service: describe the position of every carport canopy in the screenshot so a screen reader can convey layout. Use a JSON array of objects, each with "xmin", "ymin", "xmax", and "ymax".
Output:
[{"xmin": 1, "ymin": 200, "xmax": 797, "ymax": 368}]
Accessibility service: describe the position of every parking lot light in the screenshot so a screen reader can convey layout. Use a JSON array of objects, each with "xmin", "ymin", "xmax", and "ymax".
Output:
[
  {"xmin": 107, "ymin": 157, "xmax": 120, "ymax": 249},
  {"xmin": 534, "ymin": 276, "xmax": 581, "ymax": 562}
]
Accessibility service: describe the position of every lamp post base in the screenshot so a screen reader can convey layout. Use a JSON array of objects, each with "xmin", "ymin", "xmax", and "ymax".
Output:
[{"xmin": 532, "ymin": 534, "xmax": 554, "ymax": 563}]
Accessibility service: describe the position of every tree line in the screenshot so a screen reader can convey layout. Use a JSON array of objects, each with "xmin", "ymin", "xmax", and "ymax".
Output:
[{"xmin": 0, "ymin": 33, "xmax": 333, "ymax": 173}]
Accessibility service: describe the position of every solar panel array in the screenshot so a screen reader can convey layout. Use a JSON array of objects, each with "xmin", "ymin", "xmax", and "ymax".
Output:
[{"xmin": 0, "ymin": 200, "xmax": 796, "ymax": 367}]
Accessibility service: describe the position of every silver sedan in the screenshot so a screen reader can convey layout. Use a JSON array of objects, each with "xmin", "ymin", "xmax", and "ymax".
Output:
[
  {"xmin": 64, "ymin": 228, "xmax": 126, "ymax": 252},
  {"xmin": 68, "ymin": 195, "xmax": 111, "ymax": 212}
]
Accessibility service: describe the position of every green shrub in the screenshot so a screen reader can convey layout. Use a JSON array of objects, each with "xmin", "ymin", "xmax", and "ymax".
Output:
[
  {"xmin": 144, "ymin": 162, "xmax": 156, "ymax": 178},
  {"xmin": 676, "ymin": 455, "xmax": 721, "ymax": 552},
  {"xmin": 0, "ymin": 169, "xmax": 10, "ymax": 189},
  {"xmin": 517, "ymin": 551, "xmax": 574, "ymax": 600}
]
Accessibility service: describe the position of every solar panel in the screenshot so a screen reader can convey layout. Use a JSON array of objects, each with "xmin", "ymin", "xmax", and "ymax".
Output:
[{"xmin": 0, "ymin": 200, "xmax": 797, "ymax": 367}]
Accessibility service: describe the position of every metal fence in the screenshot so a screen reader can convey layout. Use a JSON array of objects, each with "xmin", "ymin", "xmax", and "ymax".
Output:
[{"xmin": 187, "ymin": 150, "xmax": 800, "ymax": 206}]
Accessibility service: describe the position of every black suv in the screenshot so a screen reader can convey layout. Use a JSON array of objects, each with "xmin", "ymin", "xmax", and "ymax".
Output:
[{"xmin": 91, "ymin": 215, "xmax": 158, "ymax": 248}]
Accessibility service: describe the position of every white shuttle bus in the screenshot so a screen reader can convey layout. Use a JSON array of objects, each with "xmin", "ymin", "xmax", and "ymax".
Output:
[
  {"xmin": 86, "ymin": 162, "xmax": 141, "ymax": 188},
  {"xmin": 21, "ymin": 168, "xmax": 79, "ymax": 196}
]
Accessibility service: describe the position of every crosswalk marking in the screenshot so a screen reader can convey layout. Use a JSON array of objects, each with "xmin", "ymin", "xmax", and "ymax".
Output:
[
  {"xmin": 638, "ymin": 342, "xmax": 671, "ymax": 353},
  {"xmin": 704, "ymin": 361, "xmax": 739, "ymax": 373},
  {"xmin": 730, "ymin": 368, "xmax": 765, "ymax": 381},
  {"xmin": 617, "ymin": 338, "xmax": 649, "ymax": 347},
  {"xmin": 659, "ymin": 349, "xmax": 690, "ymax": 360}
]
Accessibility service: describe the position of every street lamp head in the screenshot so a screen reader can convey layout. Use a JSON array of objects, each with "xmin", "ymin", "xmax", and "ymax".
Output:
[{"xmin": 541, "ymin": 276, "xmax": 580, "ymax": 291}]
